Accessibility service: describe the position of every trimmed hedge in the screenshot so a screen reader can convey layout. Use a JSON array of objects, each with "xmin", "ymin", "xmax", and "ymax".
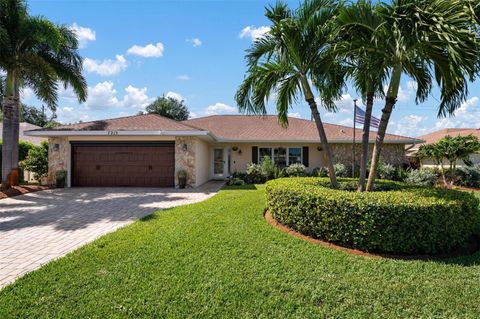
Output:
[{"xmin": 266, "ymin": 178, "xmax": 480, "ymax": 255}]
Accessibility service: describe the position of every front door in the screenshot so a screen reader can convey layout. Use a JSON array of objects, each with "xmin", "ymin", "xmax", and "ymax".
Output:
[{"xmin": 213, "ymin": 148, "xmax": 225, "ymax": 178}]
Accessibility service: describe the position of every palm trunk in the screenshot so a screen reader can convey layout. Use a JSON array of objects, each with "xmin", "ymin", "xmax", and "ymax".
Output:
[
  {"xmin": 1, "ymin": 71, "xmax": 20, "ymax": 190},
  {"xmin": 357, "ymin": 92, "xmax": 374, "ymax": 192},
  {"xmin": 301, "ymin": 77, "xmax": 339, "ymax": 189},
  {"xmin": 366, "ymin": 66, "xmax": 402, "ymax": 191}
]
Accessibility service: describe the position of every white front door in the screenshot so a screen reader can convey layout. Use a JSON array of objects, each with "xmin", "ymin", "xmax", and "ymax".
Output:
[{"xmin": 213, "ymin": 148, "xmax": 226, "ymax": 178}]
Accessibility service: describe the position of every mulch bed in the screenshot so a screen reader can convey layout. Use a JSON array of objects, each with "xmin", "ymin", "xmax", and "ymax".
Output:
[
  {"xmin": 0, "ymin": 185, "xmax": 52, "ymax": 200},
  {"xmin": 264, "ymin": 210, "xmax": 480, "ymax": 261}
]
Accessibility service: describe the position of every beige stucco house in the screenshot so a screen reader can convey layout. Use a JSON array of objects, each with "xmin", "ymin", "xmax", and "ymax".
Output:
[{"xmin": 25, "ymin": 114, "xmax": 421, "ymax": 188}]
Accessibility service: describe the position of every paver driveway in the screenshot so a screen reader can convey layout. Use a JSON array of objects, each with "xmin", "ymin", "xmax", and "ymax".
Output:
[{"xmin": 0, "ymin": 181, "xmax": 223, "ymax": 288}]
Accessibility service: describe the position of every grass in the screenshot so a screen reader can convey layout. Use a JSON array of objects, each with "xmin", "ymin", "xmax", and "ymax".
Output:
[{"xmin": 0, "ymin": 185, "xmax": 480, "ymax": 318}]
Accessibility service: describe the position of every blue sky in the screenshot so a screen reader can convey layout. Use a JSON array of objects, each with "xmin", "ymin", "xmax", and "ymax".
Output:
[{"xmin": 23, "ymin": 0, "xmax": 480, "ymax": 137}]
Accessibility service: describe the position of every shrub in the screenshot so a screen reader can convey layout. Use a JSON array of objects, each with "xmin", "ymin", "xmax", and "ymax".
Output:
[
  {"xmin": 20, "ymin": 141, "xmax": 49, "ymax": 180},
  {"xmin": 378, "ymin": 163, "xmax": 396, "ymax": 180},
  {"xmin": 333, "ymin": 163, "xmax": 348, "ymax": 177},
  {"xmin": 228, "ymin": 178, "xmax": 245, "ymax": 186},
  {"xmin": 456, "ymin": 165, "xmax": 480, "ymax": 188},
  {"xmin": 405, "ymin": 168, "xmax": 438, "ymax": 187},
  {"xmin": 245, "ymin": 163, "xmax": 266, "ymax": 184},
  {"xmin": 266, "ymin": 177, "xmax": 480, "ymax": 254},
  {"xmin": 285, "ymin": 163, "xmax": 306, "ymax": 177},
  {"xmin": 0, "ymin": 140, "xmax": 35, "ymax": 181},
  {"xmin": 260, "ymin": 156, "xmax": 276, "ymax": 180},
  {"xmin": 312, "ymin": 167, "xmax": 328, "ymax": 177}
]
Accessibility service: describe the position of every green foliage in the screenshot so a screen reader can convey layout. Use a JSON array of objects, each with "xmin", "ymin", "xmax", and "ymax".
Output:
[
  {"xmin": 405, "ymin": 168, "xmax": 438, "ymax": 187},
  {"xmin": 228, "ymin": 178, "xmax": 246, "ymax": 186},
  {"xmin": 260, "ymin": 156, "xmax": 277, "ymax": 180},
  {"xmin": 457, "ymin": 165, "xmax": 480, "ymax": 188},
  {"xmin": 20, "ymin": 104, "xmax": 58, "ymax": 127},
  {"xmin": 285, "ymin": 163, "xmax": 306, "ymax": 177},
  {"xmin": 245, "ymin": 163, "xmax": 266, "ymax": 184},
  {"xmin": 333, "ymin": 163, "xmax": 348, "ymax": 177},
  {"xmin": 312, "ymin": 166, "xmax": 328, "ymax": 177},
  {"xmin": 20, "ymin": 141, "xmax": 48, "ymax": 180},
  {"xmin": 145, "ymin": 95, "xmax": 189, "ymax": 121},
  {"xmin": 378, "ymin": 163, "xmax": 396, "ymax": 180},
  {"xmin": 266, "ymin": 178, "xmax": 480, "ymax": 254},
  {"xmin": 0, "ymin": 139, "xmax": 35, "ymax": 178}
]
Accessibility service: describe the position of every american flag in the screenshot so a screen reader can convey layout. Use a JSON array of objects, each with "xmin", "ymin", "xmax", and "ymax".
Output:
[{"xmin": 355, "ymin": 105, "xmax": 380, "ymax": 128}]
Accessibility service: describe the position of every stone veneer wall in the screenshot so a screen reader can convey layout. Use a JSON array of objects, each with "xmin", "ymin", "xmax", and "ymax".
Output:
[
  {"xmin": 175, "ymin": 136, "xmax": 196, "ymax": 187},
  {"xmin": 329, "ymin": 143, "xmax": 406, "ymax": 167},
  {"xmin": 47, "ymin": 137, "xmax": 69, "ymax": 185}
]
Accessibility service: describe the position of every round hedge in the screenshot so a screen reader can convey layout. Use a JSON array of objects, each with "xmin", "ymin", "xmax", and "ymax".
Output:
[{"xmin": 266, "ymin": 178, "xmax": 480, "ymax": 255}]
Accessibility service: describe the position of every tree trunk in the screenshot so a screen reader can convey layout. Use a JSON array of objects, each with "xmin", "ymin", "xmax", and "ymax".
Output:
[
  {"xmin": 357, "ymin": 92, "xmax": 374, "ymax": 192},
  {"xmin": 300, "ymin": 77, "xmax": 339, "ymax": 189},
  {"xmin": 1, "ymin": 71, "xmax": 20, "ymax": 190},
  {"xmin": 366, "ymin": 66, "xmax": 401, "ymax": 191},
  {"xmin": 365, "ymin": 96, "xmax": 396, "ymax": 191}
]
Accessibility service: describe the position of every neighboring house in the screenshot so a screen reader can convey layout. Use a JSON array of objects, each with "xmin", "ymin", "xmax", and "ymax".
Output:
[
  {"xmin": 410, "ymin": 128, "xmax": 480, "ymax": 167},
  {"xmin": 0, "ymin": 122, "xmax": 46, "ymax": 182},
  {"xmin": 25, "ymin": 114, "xmax": 420, "ymax": 188}
]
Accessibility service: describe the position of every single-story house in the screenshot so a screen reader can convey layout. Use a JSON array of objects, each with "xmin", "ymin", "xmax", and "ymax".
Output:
[
  {"xmin": 0, "ymin": 122, "xmax": 46, "ymax": 182},
  {"xmin": 25, "ymin": 114, "xmax": 421, "ymax": 188},
  {"xmin": 409, "ymin": 127, "xmax": 480, "ymax": 167}
]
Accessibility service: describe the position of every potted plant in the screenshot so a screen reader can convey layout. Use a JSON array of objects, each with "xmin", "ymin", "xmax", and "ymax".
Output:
[
  {"xmin": 177, "ymin": 169, "xmax": 187, "ymax": 189},
  {"xmin": 55, "ymin": 169, "xmax": 67, "ymax": 188}
]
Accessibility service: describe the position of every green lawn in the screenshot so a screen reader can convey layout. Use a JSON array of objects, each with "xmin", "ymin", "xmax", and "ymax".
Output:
[{"xmin": 1, "ymin": 186, "xmax": 480, "ymax": 318}]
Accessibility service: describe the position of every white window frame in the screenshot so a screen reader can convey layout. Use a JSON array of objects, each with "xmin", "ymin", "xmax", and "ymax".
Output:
[{"xmin": 258, "ymin": 147, "xmax": 303, "ymax": 166}]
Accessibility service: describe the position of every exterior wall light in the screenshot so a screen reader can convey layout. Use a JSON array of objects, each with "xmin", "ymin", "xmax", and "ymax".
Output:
[
  {"xmin": 182, "ymin": 144, "xmax": 188, "ymax": 151},
  {"xmin": 317, "ymin": 146, "xmax": 323, "ymax": 152},
  {"xmin": 232, "ymin": 146, "xmax": 239, "ymax": 151},
  {"xmin": 53, "ymin": 144, "xmax": 60, "ymax": 152}
]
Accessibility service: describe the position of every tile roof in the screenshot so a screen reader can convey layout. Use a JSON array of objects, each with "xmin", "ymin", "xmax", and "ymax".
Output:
[
  {"xmin": 31, "ymin": 114, "xmax": 201, "ymax": 132},
  {"xmin": 417, "ymin": 128, "xmax": 480, "ymax": 145},
  {"xmin": 184, "ymin": 115, "xmax": 419, "ymax": 143}
]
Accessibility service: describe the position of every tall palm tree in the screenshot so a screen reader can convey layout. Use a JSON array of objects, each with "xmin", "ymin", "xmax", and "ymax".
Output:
[
  {"xmin": 333, "ymin": 0, "xmax": 387, "ymax": 191},
  {"xmin": 356, "ymin": 0, "xmax": 480, "ymax": 191},
  {"xmin": 235, "ymin": 0, "xmax": 344, "ymax": 188},
  {"xmin": 0, "ymin": 0, "xmax": 87, "ymax": 189}
]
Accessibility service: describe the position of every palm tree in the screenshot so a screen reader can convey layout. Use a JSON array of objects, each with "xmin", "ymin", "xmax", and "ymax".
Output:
[
  {"xmin": 0, "ymin": 0, "xmax": 87, "ymax": 189},
  {"xmin": 235, "ymin": 0, "xmax": 344, "ymax": 188},
  {"xmin": 333, "ymin": 0, "xmax": 387, "ymax": 191},
  {"xmin": 356, "ymin": 0, "xmax": 480, "ymax": 191}
]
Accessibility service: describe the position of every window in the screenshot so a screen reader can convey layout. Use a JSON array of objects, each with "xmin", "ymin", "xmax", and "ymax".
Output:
[
  {"xmin": 274, "ymin": 147, "xmax": 287, "ymax": 168},
  {"xmin": 288, "ymin": 147, "xmax": 302, "ymax": 165},
  {"xmin": 259, "ymin": 147, "xmax": 272, "ymax": 162},
  {"xmin": 258, "ymin": 147, "xmax": 302, "ymax": 167}
]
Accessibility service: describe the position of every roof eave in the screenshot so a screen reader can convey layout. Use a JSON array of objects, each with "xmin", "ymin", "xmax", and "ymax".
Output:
[{"xmin": 24, "ymin": 130, "xmax": 210, "ymax": 137}]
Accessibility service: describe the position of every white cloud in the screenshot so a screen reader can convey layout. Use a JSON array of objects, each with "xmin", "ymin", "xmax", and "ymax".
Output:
[
  {"xmin": 392, "ymin": 115, "xmax": 428, "ymax": 136},
  {"xmin": 84, "ymin": 55, "xmax": 128, "ymax": 76},
  {"xmin": 189, "ymin": 111, "xmax": 199, "ymax": 119},
  {"xmin": 56, "ymin": 106, "xmax": 90, "ymax": 123},
  {"xmin": 186, "ymin": 38, "xmax": 202, "ymax": 47},
  {"xmin": 84, "ymin": 81, "xmax": 154, "ymax": 111},
  {"xmin": 20, "ymin": 87, "xmax": 34, "ymax": 101},
  {"xmin": 176, "ymin": 75, "xmax": 190, "ymax": 81},
  {"xmin": 433, "ymin": 96, "xmax": 480, "ymax": 129},
  {"xmin": 121, "ymin": 85, "xmax": 153, "ymax": 110},
  {"xmin": 127, "ymin": 42, "xmax": 164, "ymax": 58},
  {"xmin": 70, "ymin": 23, "xmax": 96, "ymax": 48},
  {"xmin": 288, "ymin": 112, "xmax": 301, "ymax": 118},
  {"xmin": 205, "ymin": 102, "xmax": 237, "ymax": 115},
  {"xmin": 165, "ymin": 91, "xmax": 185, "ymax": 102},
  {"xmin": 239, "ymin": 25, "xmax": 271, "ymax": 41},
  {"xmin": 85, "ymin": 81, "xmax": 119, "ymax": 109}
]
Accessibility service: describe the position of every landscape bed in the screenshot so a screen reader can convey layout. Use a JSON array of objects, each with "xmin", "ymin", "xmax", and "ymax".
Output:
[{"xmin": 266, "ymin": 178, "xmax": 480, "ymax": 255}]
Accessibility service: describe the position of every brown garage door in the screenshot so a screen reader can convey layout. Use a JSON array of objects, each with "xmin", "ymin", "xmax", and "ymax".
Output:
[{"xmin": 72, "ymin": 143, "xmax": 175, "ymax": 187}]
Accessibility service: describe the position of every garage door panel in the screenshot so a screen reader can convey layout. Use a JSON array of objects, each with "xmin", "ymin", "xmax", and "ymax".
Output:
[{"xmin": 72, "ymin": 143, "xmax": 175, "ymax": 187}]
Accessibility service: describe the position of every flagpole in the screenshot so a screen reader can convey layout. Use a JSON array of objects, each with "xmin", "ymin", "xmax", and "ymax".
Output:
[{"xmin": 352, "ymin": 99, "xmax": 357, "ymax": 178}]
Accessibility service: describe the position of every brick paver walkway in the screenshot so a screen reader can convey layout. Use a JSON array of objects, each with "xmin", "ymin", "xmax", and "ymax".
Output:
[{"xmin": 0, "ymin": 181, "xmax": 223, "ymax": 288}]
